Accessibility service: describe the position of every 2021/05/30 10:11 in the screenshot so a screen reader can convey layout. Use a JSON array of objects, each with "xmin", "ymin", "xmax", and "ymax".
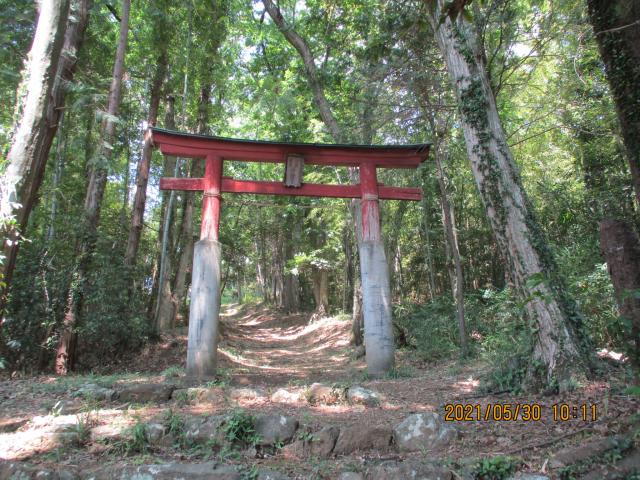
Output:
[{"xmin": 552, "ymin": 403, "xmax": 598, "ymax": 421}]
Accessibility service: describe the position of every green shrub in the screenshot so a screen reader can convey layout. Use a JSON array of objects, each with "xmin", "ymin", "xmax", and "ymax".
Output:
[
  {"xmin": 473, "ymin": 456, "xmax": 520, "ymax": 479},
  {"xmin": 223, "ymin": 409, "xmax": 260, "ymax": 446}
]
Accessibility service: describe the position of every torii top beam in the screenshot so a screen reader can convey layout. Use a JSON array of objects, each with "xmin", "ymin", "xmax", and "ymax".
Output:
[
  {"xmin": 150, "ymin": 128, "xmax": 430, "ymax": 168},
  {"xmin": 149, "ymin": 128, "xmax": 430, "ymax": 241}
]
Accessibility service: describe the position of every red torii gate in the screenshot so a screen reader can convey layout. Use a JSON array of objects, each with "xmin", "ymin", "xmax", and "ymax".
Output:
[{"xmin": 150, "ymin": 127, "xmax": 430, "ymax": 378}]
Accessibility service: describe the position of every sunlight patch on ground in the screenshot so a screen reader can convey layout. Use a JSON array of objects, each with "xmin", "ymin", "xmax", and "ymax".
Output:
[
  {"xmin": 453, "ymin": 376, "xmax": 480, "ymax": 394},
  {"xmin": 597, "ymin": 348, "xmax": 626, "ymax": 362}
]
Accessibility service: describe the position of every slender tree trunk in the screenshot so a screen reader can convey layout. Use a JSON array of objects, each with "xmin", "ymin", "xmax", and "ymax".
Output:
[
  {"xmin": 124, "ymin": 38, "xmax": 169, "ymax": 266},
  {"xmin": 46, "ymin": 112, "xmax": 68, "ymax": 242},
  {"xmin": 420, "ymin": 170, "xmax": 438, "ymax": 299},
  {"xmin": 434, "ymin": 141, "xmax": 467, "ymax": 356},
  {"xmin": 428, "ymin": 0, "xmax": 591, "ymax": 388},
  {"xmin": 1, "ymin": 0, "xmax": 72, "ymax": 306},
  {"xmin": 283, "ymin": 219, "xmax": 301, "ymax": 312},
  {"xmin": 56, "ymin": 0, "xmax": 130, "ymax": 374},
  {"xmin": 586, "ymin": 0, "xmax": 640, "ymax": 205},
  {"xmin": 311, "ymin": 269, "xmax": 329, "ymax": 319},
  {"xmin": 149, "ymin": 96, "xmax": 177, "ymax": 321},
  {"xmin": 166, "ymin": 86, "xmax": 211, "ymax": 329}
]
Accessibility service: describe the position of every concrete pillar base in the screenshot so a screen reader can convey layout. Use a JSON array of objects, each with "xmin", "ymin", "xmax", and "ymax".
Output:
[
  {"xmin": 359, "ymin": 240, "xmax": 395, "ymax": 378},
  {"xmin": 186, "ymin": 240, "xmax": 222, "ymax": 378}
]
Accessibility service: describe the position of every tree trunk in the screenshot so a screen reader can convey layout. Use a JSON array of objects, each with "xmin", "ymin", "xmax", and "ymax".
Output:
[
  {"xmin": 311, "ymin": 269, "xmax": 329, "ymax": 319},
  {"xmin": 124, "ymin": 46, "xmax": 168, "ymax": 266},
  {"xmin": 434, "ymin": 142, "xmax": 467, "ymax": 356},
  {"xmin": 1, "ymin": 0, "xmax": 72, "ymax": 306},
  {"xmin": 429, "ymin": 0, "xmax": 591, "ymax": 388},
  {"xmin": 166, "ymin": 86, "xmax": 211, "ymax": 329},
  {"xmin": 283, "ymin": 220, "xmax": 301, "ymax": 312},
  {"xmin": 586, "ymin": 0, "xmax": 640, "ymax": 205},
  {"xmin": 149, "ymin": 96, "xmax": 178, "ymax": 322},
  {"xmin": 56, "ymin": 0, "xmax": 130, "ymax": 374},
  {"xmin": 46, "ymin": 111, "xmax": 68, "ymax": 242},
  {"xmin": 599, "ymin": 218, "xmax": 640, "ymax": 379}
]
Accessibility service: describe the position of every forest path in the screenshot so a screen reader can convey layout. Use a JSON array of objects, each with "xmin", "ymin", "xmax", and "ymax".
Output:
[{"xmin": 217, "ymin": 303, "xmax": 357, "ymax": 386}]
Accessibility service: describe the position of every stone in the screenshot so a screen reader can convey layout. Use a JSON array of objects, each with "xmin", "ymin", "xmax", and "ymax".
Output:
[
  {"xmin": 0, "ymin": 462, "xmax": 78, "ymax": 480},
  {"xmin": 257, "ymin": 469, "xmax": 290, "ymax": 480},
  {"xmin": 172, "ymin": 387, "xmax": 222, "ymax": 405},
  {"xmin": 254, "ymin": 414, "xmax": 298, "ymax": 445},
  {"xmin": 90, "ymin": 424, "xmax": 127, "ymax": 442},
  {"xmin": 282, "ymin": 440, "xmax": 306, "ymax": 459},
  {"xmin": 118, "ymin": 383, "xmax": 175, "ymax": 403},
  {"xmin": 548, "ymin": 436, "xmax": 625, "ymax": 469},
  {"xmin": 270, "ymin": 388, "xmax": 301, "ymax": 403},
  {"xmin": 228, "ymin": 387, "xmax": 267, "ymax": 402},
  {"xmin": 283, "ymin": 426, "xmax": 340, "ymax": 459},
  {"xmin": 0, "ymin": 418, "xmax": 28, "ymax": 433},
  {"xmin": 392, "ymin": 412, "xmax": 457, "ymax": 452},
  {"xmin": 145, "ymin": 423, "xmax": 166, "ymax": 444},
  {"xmin": 365, "ymin": 460, "xmax": 453, "ymax": 480},
  {"xmin": 85, "ymin": 462, "xmax": 241, "ymax": 479},
  {"xmin": 310, "ymin": 426, "xmax": 340, "ymax": 457},
  {"xmin": 306, "ymin": 383, "xmax": 341, "ymax": 405},
  {"xmin": 580, "ymin": 448, "xmax": 640, "ymax": 480},
  {"xmin": 347, "ymin": 386, "xmax": 381, "ymax": 407},
  {"xmin": 73, "ymin": 383, "xmax": 117, "ymax": 402},
  {"xmin": 333, "ymin": 424, "xmax": 392, "ymax": 455},
  {"xmin": 183, "ymin": 415, "xmax": 227, "ymax": 446},
  {"xmin": 338, "ymin": 473, "xmax": 364, "ymax": 480}
]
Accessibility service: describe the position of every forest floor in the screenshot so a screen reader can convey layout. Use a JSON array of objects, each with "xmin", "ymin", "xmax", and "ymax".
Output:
[{"xmin": 0, "ymin": 303, "xmax": 638, "ymax": 479}]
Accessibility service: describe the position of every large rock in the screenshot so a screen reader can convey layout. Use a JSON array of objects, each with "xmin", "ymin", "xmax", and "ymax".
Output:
[
  {"xmin": 118, "ymin": 383, "xmax": 175, "ymax": 403},
  {"xmin": 365, "ymin": 460, "xmax": 452, "ymax": 480},
  {"xmin": 183, "ymin": 415, "xmax": 227, "ymax": 446},
  {"xmin": 256, "ymin": 469, "xmax": 290, "ymax": 480},
  {"xmin": 228, "ymin": 387, "xmax": 267, "ymax": 403},
  {"xmin": 270, "ymin": 388, "xmax": 301, "ymax": 403},
  {"xmin": 306, "ymin": 383, "xmax": 342, "ymax": 405},
  {"xmin": 172, "ymin": 387, "xmax": 222, "ymax": 405},
  {"xmin": 334, "ymin": 424, "xmax": 392, "ymax": 455},
  {"xmin": 393, "ymin": 413, "xmax": 457, "ymax": 452},
  {"xmin": 254, "ymin": 414, "xmax": 298, "ymax": 445},
  {"xmin": 90, "ymin": 424, "xmax": 127, "ymax": 442},
  {"xmin": 347, "ymin": 386, "xmax": 381, "ymax": 407},
  {"xmin": 0, "ymin": 462, "xmax": 77, "ymax": 480},
  {"xmin": 85, "ymin": 462, "xmax": 240, "ymax": 479},
  {"xmin": 549, "ymin": 436, "xmax": 626, "ymax": 469},
  {"xmin": 282, "ymin": 426, "xmax": 340, "ymax": 459},
  {"xmin": 73, "ymin": 383, "xmax": 117, "ymax": 402}
]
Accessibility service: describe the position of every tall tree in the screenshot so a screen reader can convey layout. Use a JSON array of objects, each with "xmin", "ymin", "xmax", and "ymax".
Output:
[
  {"xmin": 124, "ymin": 2, "xmax": 170, "ymax": 267},
  {"xmin": 0, "ymin": 0, "xmax": 71, "ymax": 303},
  {"xmin": 586, "ymin": 0, "xmax": 640, "ymax": 205},
  {"xmin": 425, "ymin": 0, "xmax": 591, "ymax": 389},
  {"xmin": 55, "ymin": 0, "xmax": 131, "ymax": 374}
]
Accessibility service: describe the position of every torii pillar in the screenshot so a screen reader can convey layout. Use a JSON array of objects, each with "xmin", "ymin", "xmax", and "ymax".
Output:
[
  {"xmin": 359, "ymin": 163, "xmax": 394, "ymax": 377},
  {"xmin": 187, "ymin": 154, "xmax": 223, "ymax": 377}
]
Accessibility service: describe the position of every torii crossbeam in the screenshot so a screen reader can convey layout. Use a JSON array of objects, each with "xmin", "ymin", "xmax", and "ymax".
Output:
[{"xmin": 150, "ymin": 127, "xmax": 430, "ymax": 378}]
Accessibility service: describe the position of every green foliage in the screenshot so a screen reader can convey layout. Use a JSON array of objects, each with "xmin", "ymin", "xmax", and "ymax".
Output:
[
  {"xmin": 111, "ymin": 421, "xmax": 149, "ymax": 456},
  {"xmin": 222, "ymin": 409, "xmax": 260, "ymax": 446},
  {"xmin": 473, "ymin": 456, "xmax": 520, "ymax": 480}
]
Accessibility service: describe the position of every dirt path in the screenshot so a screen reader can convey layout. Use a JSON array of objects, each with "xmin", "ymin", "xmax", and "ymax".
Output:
[{"xmin": 218, "ymin": 304, "xmax": 357, "ymax": 386}]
